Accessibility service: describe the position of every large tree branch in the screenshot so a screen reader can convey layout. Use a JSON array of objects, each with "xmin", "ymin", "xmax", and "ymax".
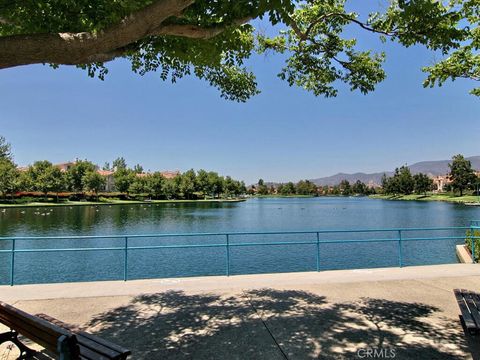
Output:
[
  {"xmin": 72, "ymin": 17, "xmax": 253, "ymax": 64},
  {"xmin": 0, "ymin": 0, "xmax": 195, "ymax": 69},
  {"xmin": 153, "ymin": 16, "xmax": 252, "ymax": 39}
]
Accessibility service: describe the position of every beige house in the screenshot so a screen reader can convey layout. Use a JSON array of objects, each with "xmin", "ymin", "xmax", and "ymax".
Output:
[
  {"xmin": 97, "ymin": 170, "xmax": 116, "ymax": 192},
  {"xmin": 160, "ymin": 170, "xmax": 180, "ymax": 179},
  {"xmin": 136, "ymin": 171, "xmax": 180, "ymax": 179},
  {"xmin": 432, "ymin": 170, "xmax": 480, "ymax": 193},
  {"xmin": 56, "ymin": 162, "xmax": 75, "ymax": 172},
  {"xmin": 432, "ymin": 175, "xmax": 451, "ymax": 193}
]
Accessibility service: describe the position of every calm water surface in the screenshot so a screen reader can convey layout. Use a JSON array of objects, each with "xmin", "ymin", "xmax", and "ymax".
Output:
[{"xmin": 0, "ymin": 197, "xmax": 479, "ymax": 284}]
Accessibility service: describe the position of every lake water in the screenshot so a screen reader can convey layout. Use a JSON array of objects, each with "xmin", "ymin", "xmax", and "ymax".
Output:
[{"xmin": 0, "ymin": 197, "xmax": 479, "ymax": 285}]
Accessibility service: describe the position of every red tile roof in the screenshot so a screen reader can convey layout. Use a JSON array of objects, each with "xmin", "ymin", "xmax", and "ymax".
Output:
[
  {"xmin": 161, "ymin": 171, "xmax": 180, "ymax": 179},
  {"xmin": 97, "ymin": 170, "xmax": 114, "ymax": 176}
]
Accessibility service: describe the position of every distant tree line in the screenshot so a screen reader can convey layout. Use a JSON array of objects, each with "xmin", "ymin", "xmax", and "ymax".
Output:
[
  {"xmin": 112, "ymin": 165, "xmax": 246, "ymax": 200},
  {"xmin": 380, "ymin": 155, "xmax": 480, "ymax": 196},
  {"xmin": 325, "ymin": 180, "xmax": 376, "ymax": 196},
  {"xmin": 0, "ymin": 137, "xmax": 246, "ymax": 201},
  {"xmin": 381, "ymin": 166, "xmax": 434, "ymax": 195},
  {"xmin": 249, "ymin": 179, "xmax": 376, "ymax": 196}
]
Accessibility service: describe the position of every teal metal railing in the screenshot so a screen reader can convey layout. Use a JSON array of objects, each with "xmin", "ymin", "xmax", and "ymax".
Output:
[{"xmin": 0, "ymin": 222, "xmax": 479, "ymax": 286}]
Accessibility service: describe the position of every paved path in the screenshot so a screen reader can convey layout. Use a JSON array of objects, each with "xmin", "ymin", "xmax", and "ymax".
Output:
[{"xmin": 1, "ymin": 264, "xmax": 480, "ymax": 359}]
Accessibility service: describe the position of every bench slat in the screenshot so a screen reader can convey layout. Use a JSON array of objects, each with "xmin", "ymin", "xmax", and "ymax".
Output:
[
  {"xmin": 0, "ymin": 301, "xmax": 71, "ymax": 338},
  {"xmin": 464, "ymin": 291, "xmax": 480, "ymax": 327},
  {"xmin": 77, "ymin": 333, "xmax": 129, "ymax": 360},
  {"xmin": 36, "ymin": 313, "xmax": 130, "ymax": 359},
  {"xmin": 0, "ymin": 301, "xmax": 79, "ymax": 359},
  {"xmin": 0, "ymin": 302, "xmax": 129, "ymax": 360},
  {"xmin": 454, "ymin": 289, "xmax": 477, "ymax": 331},
  {"xmin": 470, "ymin": 292, "xmax": 480, "ymax": 308},
  {"xmin": 0, "ymin": 303, "xmax": 76, "ymax": 355},
  {"xmin": 78, "ymin": 332, "xmax": 131, "ymax": 357},
  {"xmin": 0, "ymin": 313, "xmax": 58, "ymax": 350},
  {"xmin": 77, "ymin": 345, "xmax": 113, "ymax": 360}
]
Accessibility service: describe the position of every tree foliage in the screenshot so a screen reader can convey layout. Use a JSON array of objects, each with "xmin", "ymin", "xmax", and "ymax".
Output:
[
  {"xmin": 0, "ymin": 158, "xmax": 18, "ymax": 198},
  {"xmin": 114, "ymin": 168, "xmax": 135, "ymax": 193},
  {"xmin": 449, "ymin": 154, "xmax": 477, "ymax": 196},
  {"xmin": 382, "ymin": 166, "xmax": 436, "ymax": 196},
  {"xmin": 413, "ymin": 173, "xmax": 434, "ymax": 195},
  {"xmin": 133, "ymin": 164, "xmax": 144, "ymax": 174},
  {"xmin": 1, "ymin": 0, "xmax": 478, "ymax": 99},
  {"xmin": 84, "ymin": 170, "xmax": 106, "ymax": 196},
  {"xmin": 27, "ymin": 161, "xmax": 65, "ymax": 199},
  {"xmin": 67, "ymin": 160, "xmax": 96, "ymax": 192},
  {"xmin": 0, "ymin": 136, "xmax": 12, "ymax": 161},
  {"xmin": 112, "ymin": 157, "xmax": 127, "ymax": 171}
]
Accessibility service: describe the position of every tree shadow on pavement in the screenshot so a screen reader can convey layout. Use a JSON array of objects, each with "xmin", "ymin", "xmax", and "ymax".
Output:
[{"xmin": 84, "ymin": 289, "xmax": 475, "ymax": 360}]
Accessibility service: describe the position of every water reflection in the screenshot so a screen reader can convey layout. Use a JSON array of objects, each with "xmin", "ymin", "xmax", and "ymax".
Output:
[{"xmin": 0, "ymin": 198, "xmax": 479, "ymax": 284}]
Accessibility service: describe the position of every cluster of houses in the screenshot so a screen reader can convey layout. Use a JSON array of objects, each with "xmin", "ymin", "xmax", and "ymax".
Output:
[
  {"xmin": 431, "ymin": 171, "xmax": 480, "ymax": 192},
  {"xmin": 20, "ymin": 161, "xmax": 180, "ymax": 193}
]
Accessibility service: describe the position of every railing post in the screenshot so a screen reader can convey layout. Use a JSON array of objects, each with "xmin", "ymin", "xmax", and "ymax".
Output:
[
  {"xmin": 226, "ymin": 234, "xmax": 230, "ymax": 276},
  {"xmin": 123, "ymin": 237, "xmax": 128, "ymax": 281},
  {"xmin": 316, "ymin": 232, "xmax": 320, "ymax": 272},
  {"xmin": 10, "ymin": 239, "xmax": 15, "ymax": 286},
  {"xmin": 471, "ymin": 222, "xmax": 476, "ymax": 264},
  {"xmin": 398, "ymin": 230, "xmax": 403, "ymax": 268}
]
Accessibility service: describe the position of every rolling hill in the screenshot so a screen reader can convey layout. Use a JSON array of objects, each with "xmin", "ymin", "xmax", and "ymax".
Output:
[{"xmin": 310, "ymin": 156, "xmax": 480, "ymax": 186}]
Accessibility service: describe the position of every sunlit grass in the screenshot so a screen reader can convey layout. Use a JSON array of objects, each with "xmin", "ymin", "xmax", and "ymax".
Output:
[{"xmin": 370, "ymin": 193, "xmax": 480, "ymax": 204}]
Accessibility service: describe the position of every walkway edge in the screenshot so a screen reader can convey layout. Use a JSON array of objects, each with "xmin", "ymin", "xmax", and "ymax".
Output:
[{"xmin": 1, "ymin": 264, "xmax": 479, "ymax": 302}]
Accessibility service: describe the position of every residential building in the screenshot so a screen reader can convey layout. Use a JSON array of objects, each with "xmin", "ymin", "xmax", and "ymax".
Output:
[
  {"xmin": 97, "ymin": 170, "xmax": 115, "ymax": 192},
  {"xmin": 432, "ymin": 175, "xmax": 451, "ymax": 193}
]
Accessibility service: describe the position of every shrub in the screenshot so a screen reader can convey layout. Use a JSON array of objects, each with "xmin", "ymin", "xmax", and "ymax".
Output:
[{"xmin": 465, "ymin": 229, "xmax": 480, "ymax": 261}]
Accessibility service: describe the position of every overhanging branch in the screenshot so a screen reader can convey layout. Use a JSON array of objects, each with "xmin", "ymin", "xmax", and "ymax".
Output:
[
  {"xmin": 153, "ymin": 17, "xmax": 252, "ymax": 39},
  {"xmin": 0, "ymin": 0, "xmax": 195, "ymax": 69}
]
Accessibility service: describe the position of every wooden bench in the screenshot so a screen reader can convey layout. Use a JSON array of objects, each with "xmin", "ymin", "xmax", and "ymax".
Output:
[
  {"xmin": 454, "ymin": 289, "xmax": 480, "ymax": 335},
  {"xmin": 0, "ymin": 301, "xmax": 130, "ymax": 359}
]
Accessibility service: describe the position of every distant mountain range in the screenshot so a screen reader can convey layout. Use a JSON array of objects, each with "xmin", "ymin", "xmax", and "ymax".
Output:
[{"xmin": 309, "ymin": 156, "xmax": 480, "ymax": 186}]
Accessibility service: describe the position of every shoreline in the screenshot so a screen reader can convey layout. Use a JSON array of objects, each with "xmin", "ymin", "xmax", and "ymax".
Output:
[
  {"xmin": 253, "ymin": 195, "xmax": 316, "ymax": 198},
  {"xmin": 369, "ymin": 193, "xmax": 480, "ymax": 204},
  {"xmin": 0, "ymin": 198, "xmax": 246, "ymax": 209}
]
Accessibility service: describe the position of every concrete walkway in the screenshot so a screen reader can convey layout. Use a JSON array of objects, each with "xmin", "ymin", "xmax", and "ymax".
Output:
[{"xmin": 1, "ymin": 264, "xmax": 480, "ymax": 359}]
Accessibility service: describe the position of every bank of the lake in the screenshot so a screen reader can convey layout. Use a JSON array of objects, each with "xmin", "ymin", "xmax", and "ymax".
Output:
[
  {"xmin": 254, "ymin": 194, "xmax": 316, "ymax": 198},
  {"xmin": 0, "ymin": 198, "xmax": 246, "ymax": 208},
  {"xmin": 370, "ymin": 193, "xmax": 480, "ymax": 204}
]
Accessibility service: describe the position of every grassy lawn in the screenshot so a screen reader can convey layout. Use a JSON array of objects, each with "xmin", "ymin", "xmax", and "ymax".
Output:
[
  {"xmin": 0, "ymin": 198, "xmax": 246, "ymax": 208},
  {"xmin": 254, "ymin": 194, "xmax": 316, "ymax": 198},
  {"xmin": 370, "ymin": 193, "xmax": 480, "ymax": 204}
]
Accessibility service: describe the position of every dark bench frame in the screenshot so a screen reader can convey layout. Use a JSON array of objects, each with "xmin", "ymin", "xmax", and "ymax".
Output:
[
  {"xmin": 0, "ymin": 301, "xmax": 130, "ymax": 359},
  {"xmin": 454, "ymin": 289, "xmax": 480, "ymax": 335}
]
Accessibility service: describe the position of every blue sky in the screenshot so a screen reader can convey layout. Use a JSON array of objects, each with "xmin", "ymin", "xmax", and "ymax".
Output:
[{"xmin": 0, "ymin": 3, "xmax": 479, "ymax": 184}]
